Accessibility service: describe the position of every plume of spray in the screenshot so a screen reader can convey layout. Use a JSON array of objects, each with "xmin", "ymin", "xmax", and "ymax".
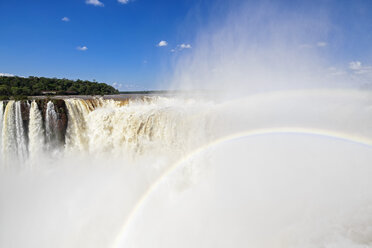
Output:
[
  {"xmin": 119, "ymin": 1, "xmax": 372, "ymax": 248},
  {"xmin": 1, "ymin": 1, "xmax": 372, "ymax": 248},
  {"xmin": 169, "ymin": 1, "xmax": 363, "ymax": 96}
]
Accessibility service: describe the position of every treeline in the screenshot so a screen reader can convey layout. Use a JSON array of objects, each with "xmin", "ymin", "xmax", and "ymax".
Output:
[{"xmin": 0, "ymin": 76, "xmax": 119, "ymax": 99}]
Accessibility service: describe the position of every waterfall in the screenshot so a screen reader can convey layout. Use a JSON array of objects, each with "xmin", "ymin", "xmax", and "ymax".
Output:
[
  {"xmin": 3, "ymin": 93, "xmax": 370, "ymax": 167},
  {"xmin": 0, "ymin": 92, "xmax": 372, "ymax": 248},
  {"xmin": 0, "ymin": 97, "xmax": 211, "ymax": 165},
  {"xmin": 62, "ymin": 97, "xmax": 212, "ymax": 157},
  {"xmin": 2, "ymin": 101, "xmax": 18, "ymax": 165},
  {"xmin": 28, "ymin": 101, "xmax": 44, "ymax": 163},
  {"xmin": 64, "ymin": 99, "xmax": 91, "ymax": 152},
  {"xmin": 14, "ymin": 101, "xmax": 28, "ymax": 161},
  {"xmin": 45, "ymin": 101, "xmax": 59, "ymax": 152},
  {"xmin": 0, "ymin": 101, "xmax": 4, "ymax": 154}
]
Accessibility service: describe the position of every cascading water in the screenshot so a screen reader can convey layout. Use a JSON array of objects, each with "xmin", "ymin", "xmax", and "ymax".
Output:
[
  {"xmin": 14, "ymin": 101, "xmax": 27, "ymax": 162},
  {"xmin": 64, "ymin": 99, "xmax": 92, "ymax": 152},
  {"xmin": 45, "ymin": 101, "xmax": 59, "ymax": 153},
  {"xmin": 0, "ymin": 97, "xmax": 215, "ymax": 165},
  {"xmin": 1, "ymin": 101, "xmax": 29, "ymax": 166},
  {"xmin": 2, "ymin": 101, "xmax": 18, "ymax": 165},
  {"xmin": 0, "ymin": 92, "xmax": 371, "ymax": 248},
  {"xmin": 28, "ymin": 101, "xmax": 44, "ymax": 164},
  {"xmin": 0, "ymin": 94, "xmax": 371, "ymax": 165}
]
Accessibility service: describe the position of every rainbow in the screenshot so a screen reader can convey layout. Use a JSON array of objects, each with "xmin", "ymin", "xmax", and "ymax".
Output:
[{"xmin": 111, "ymin": 127, "xmax": 372, "ymax": 248}]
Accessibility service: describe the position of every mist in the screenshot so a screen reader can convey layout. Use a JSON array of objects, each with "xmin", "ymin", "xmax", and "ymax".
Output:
[
  {"xmin": 1, "ymin": 1, "xmax": 372, "ymax": 248},
  {"xmin": 170, "ymin": 1, "xmax": 368, "ymax": 95}
]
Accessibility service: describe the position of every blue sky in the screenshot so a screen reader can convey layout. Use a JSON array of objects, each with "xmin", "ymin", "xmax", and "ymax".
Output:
[
  {"xmin": 0, "ymin": 0, "xmax": 372, "ymax": 90},
  {"xmin": 0, "ymin": 0, "xmax": 204, "ymax": 90}
]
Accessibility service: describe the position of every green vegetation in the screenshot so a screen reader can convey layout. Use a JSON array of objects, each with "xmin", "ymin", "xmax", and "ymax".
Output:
[{"xmin": 0, "ymin": 76, "xmax": 119, "ymax": 99}]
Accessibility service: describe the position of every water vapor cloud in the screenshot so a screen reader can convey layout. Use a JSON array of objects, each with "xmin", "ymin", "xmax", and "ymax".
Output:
[
  {"xmin": 316, "ymin": 41, "xmax": 327, "ymax": 47},
  {"xmin": 86, "ymin": 0, "xmax": 104, "ymax": 7},
  {"xmin": 0, "ymin": 73, "xmax": 15, "ymax": 77},
  {"xmin": 157, "ymin": 40, "xmax": 168, "ymax": 47},
  {"xmin": 118, "ymin": 0, "xmax": 130, "ymax": 4},
  {"xmin": 349, "ymin": 61, "xmax": 372, "ymax": 74},
  {"xmin": 171, "ymin": 43, "xmax": 192, "ymax": 52},
  {"xmin": 170, "ymin": 2, "xmax": 350, "ymax": 95},
  {"xmin": 77, "ymin": 46, "xmax": 88, "ymax": 51}
]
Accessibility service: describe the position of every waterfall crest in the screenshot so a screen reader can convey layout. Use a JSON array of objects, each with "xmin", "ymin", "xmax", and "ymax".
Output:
[
  {"xmin": 0, "ymin": 97, "xmax": 214, "ymax": 167},
  {"xmin": 0, "ymin": 92, "xmax": 371, "ymax": 169}
]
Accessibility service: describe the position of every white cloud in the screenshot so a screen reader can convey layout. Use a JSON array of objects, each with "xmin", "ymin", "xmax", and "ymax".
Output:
[
  {"xmin": 349, "ymin": 61, "xmax": 362, "ymax": 70},
  {"xmin": 112, "ymin": 82, "xmax": 123, "ymax": 89},
  {"xmin": 349, "ymin": 61, "xmax": 372, "ymax": 75},
  {"xmin": 0, "ymin": 73, "xmax": 15, "ymax": 77},
  {"xmin": 317, "ymin": 41, "xmax": 327, "ymax": 47},
  {"xmin": 179, "ymin": 43, "xmax": 192, "ymax": 49},
  {"xmin": 86, "ymin": 0, "xmax": 104, "ymax": 7},
  {"xmin": 157, "ymin": 40, "xmax": 168, "ymax": 47},
  {"xmin": 62, "ymin": 17, "xmax": 70, "ymax": 22},
  {"xmin": 118, "ymin": 0, "xmax": 130, "ymax": 4},
  {"xmin": 77, "ymin": 46, "xmax": 88, "ymax": 51},
  {"xmin": 171, "ymin": 43, "xmax": 192, "ymax": 52}
]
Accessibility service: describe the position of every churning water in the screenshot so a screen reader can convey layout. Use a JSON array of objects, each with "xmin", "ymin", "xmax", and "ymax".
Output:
[{"xmin": 0, "ymin": 90, "xmax": 371, "ymax": 248}]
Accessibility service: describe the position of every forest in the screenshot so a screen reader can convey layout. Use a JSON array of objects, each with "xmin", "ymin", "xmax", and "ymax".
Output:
[{"xmin": 0, "ymin": 76, "xmax": 119, "ymax": 99}]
